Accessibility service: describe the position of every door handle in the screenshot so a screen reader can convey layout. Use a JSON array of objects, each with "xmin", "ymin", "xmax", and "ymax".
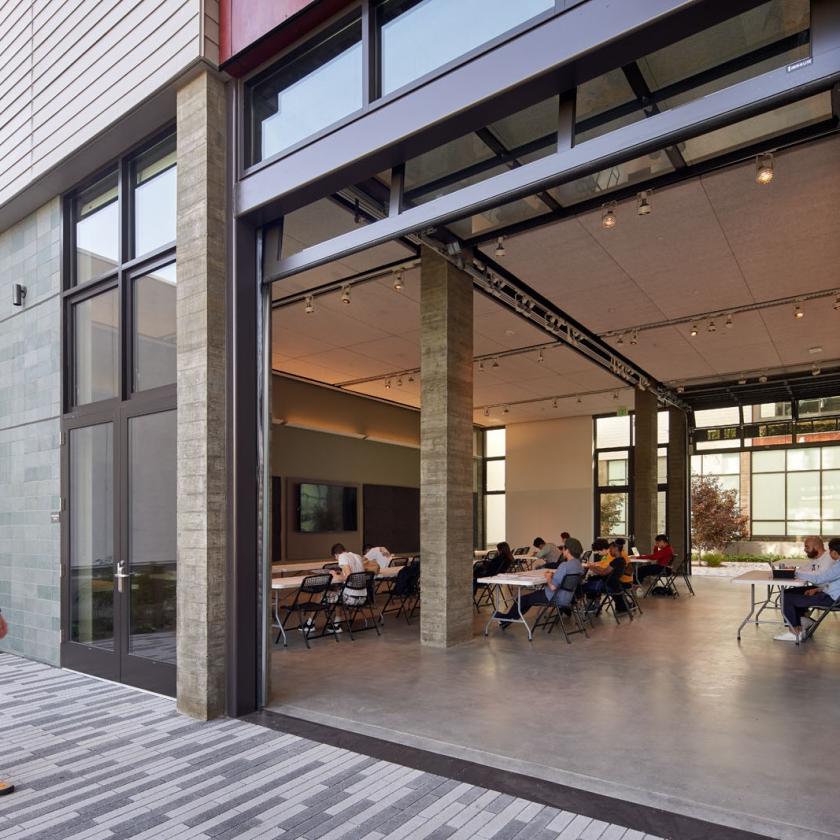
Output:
[{"xmin": 114, "ymin": 563, "xmax": 133, "ymax": 593}]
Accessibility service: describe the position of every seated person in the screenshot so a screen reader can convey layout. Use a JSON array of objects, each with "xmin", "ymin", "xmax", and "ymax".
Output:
[
  {"xmin": 801, "ymin": 536, "xmax": 835, "ymax": 576},
  {"xmin": 582, "ymin": 541, "xmax": 629, "ymax": 610},
  {"xmin": 532, "ymin": 537, "xmax": 562, "ymax": 569},
  {"xmin": 326, "ymin": 543, "xmax": 369, "ymax": 632},
  {"xmin": 775, "ymin": 537, "xmax": 840, "ymax": 642},
  {"xmin": 636, "ymin": 534, "xmax": 674, "ymax": 582},
  {"xmin": 613, "ymin": 538, "xmax": 634, "ymax": 586},
  {"xmin": 363, "ymin": 544, "xmax": 392, "ymax": 571},
  {"xmin": 497, "ymin": 538, "xmax": 584, "ymax": 628},
  {"xmin": 559, "ymin": 531, "xmax": 571, "ymax": 548},
  {"xmin": 473, "ymin": 542, "xmax": 515, "ymax": 592}
]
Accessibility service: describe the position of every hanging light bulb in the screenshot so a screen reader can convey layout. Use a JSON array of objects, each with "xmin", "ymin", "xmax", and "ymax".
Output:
[
  {"xmin": 689, "ymin": 324, "xmax": 699, "ymax": 337},
  {"xmin": 707, "ymin": 320, "xmax": 717, "ymax": 333},
  {"xmin": 341, "ymin": 284, "xmax": 351, "ymax": 304},
  {"xmin": 630, "ymin": 329, "xmax": 639, "ymax": 345},
  {"xmin": 636, "ymin": 190, "xmax": 652, "ymax": 216},
  {"xmin": 725, "ymin": 314, "xmax": 733, "ymax": 329},
  {"xmin": 537, "ymin": 349, "xmax": 545, "ymax": 363},
  {"xmin": 304, "ymin": 295, "xmax": 314, "ymax": 314},
  {"xmin": 755, "ymin": 152, "xmax": 774, "ymax": 185},
  {"xmin": 601, "ymin": 202, "xmax": 617, "ymax": 229},
  {"xmin": 495, "ymin": 236, "xmax": 505, "ymax": 257},
  {"xmin": 794, "ymin": 303, "xmax": 804, "ymax": 319},
  {"xmin": 393, "ymin": 270, "xmax": 404, "ymax": 291}
]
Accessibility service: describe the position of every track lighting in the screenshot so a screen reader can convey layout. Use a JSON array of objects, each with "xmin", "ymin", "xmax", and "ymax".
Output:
[
  {"xmin": 495, "ymin": 236, "xmax": 505, "ymax": 257},
  {"xmin": 677, "ymin": 385, "xmax": 685, "ymax": 393},
  {"xmin": 341, "ymin": 284, "xmax": 351, "ymax": 304},
  {"xmin": 384, "ymin": 379, "xmax": 391, "ymax": 389},
  {"xmin": 484, "ymin": 407, "xmax": 490, "ymax": 417},
  {"xmin": 737, "ymin": 377, "xmax": 747, "ymax": 385},
  {"xmin": 304, "ymin": 295, "xmax": 314, "ymax": 314},
  {"xmin": 617, "ymin": 334, "xmax": 625, "ymax": 346},
  {"xmin": 613, "ymin": 392, "xmax": 619, "ymax": 400},
  {"xmin": 503, "ymin": 405, "xmax": 509, "ymax": 414},
  {"xmin": 725, "ymin": 314, "xmax": 733, "ymax": 329},
  {"xmin": 492, "ymin": 357, "xmax": 500, "ymax": 368},
  {"xmin": 552, "ymin": 398, "xmax": 559, "ymax": 409},
  {"xmin": 794, "ymin": 303, "xmax": 804, "ymax": 319},
  {"xmin": 755, "ymin": 152, "xmax": 774, "ymax": 185},
  {"xmin": 537, "ymin": 349, "xmax": 544, "ymax": 363},
  {"xmin": 408, "ymin": 375, "xmax": 414, "ymax": 383},
  {"xmin": 636, "ymin": 190, "xmax": 652, "ymax": 216},
  {"xmin": 576, "ymin": 395, "xmax": 582, "ymax": 404},
  {"xmin": 393, "ymin": 270, "xmax": 403, "ymax": 291},
  {"xmin": 834, "ymin": 296, "xmax": 840, "ymax": 311},
  {"xmin": 812, "ymin": 365, "xmax": 821, "ymax": 377},
  {"xmin": 601, "ymin": 202, "xmax": 617, "ymax": 230},
  {"xmin": 759, "ymin": 374, "xmax": 768, "ymax": 384},
  {"xmin": 396, "ymin": 376, "xmax": 403, "ymax": 387},
  {"xmin": 689, "ymin": 324, "xmax": 698, "ymax": 337},
  {"xmin": 478, "ymin": 359, "xmax": 485, "ymax": 371},
  {"xmin": 630, "ymin": 329, "xmax": 639, "ymax": 345},
  {"xmin": 707, "ymin": 320, "xmax": 717, "ymax": 333}
]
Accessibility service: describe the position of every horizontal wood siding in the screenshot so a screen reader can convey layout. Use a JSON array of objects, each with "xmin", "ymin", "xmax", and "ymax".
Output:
[{"xmin": 0, "ymin": 0, "xmax": 205, "ymax": 210}]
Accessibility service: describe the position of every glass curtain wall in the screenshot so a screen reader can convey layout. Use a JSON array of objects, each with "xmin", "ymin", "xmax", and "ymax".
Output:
[
  {"xmin": 62, "ymin": 131, "xmax": 178, "ymax": 694},
  {"xmin": 484, "ymin": 428, "xmax": 506, "ymax": 547}
]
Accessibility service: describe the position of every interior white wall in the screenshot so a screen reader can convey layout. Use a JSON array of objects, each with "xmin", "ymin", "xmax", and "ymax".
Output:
[{"xmin": 505, "ymin": 415, "xmax": 594, "ymax": 549}]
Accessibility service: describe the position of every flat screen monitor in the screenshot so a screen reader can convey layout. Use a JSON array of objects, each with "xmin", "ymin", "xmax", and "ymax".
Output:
[{"xmin": 297, "ymin": 483, "xmax": 357, "ymax": 533}]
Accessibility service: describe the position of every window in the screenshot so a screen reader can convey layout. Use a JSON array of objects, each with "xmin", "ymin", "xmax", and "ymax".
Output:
[
  {"xmin": 484, "ymin": 428, "xmax": 506, "ymax": 546},
  {"xmin": 751, "ymin": 447, "xmax": 840, "ymax": 537},
  {"xmin": 377, "ymin": 0, "xmax": 553, "ymax": 96},
  {"xmin": 132, "ymin": 136, "xmax": 176, "ymax": 257},
  {"xmin": 691, "ymin": 452, "xmax": 741, "ymax": 499},
  {"xmin": 73, "ymin": 288, "xmax": 119, "ymax": 406},
  {"xmin": 246, "ymin": 15, "xmax": 363, "ymax": 164},
  {"xmin": 133, "ymin": 263, "xmax": 177, "ymax": 392},
  {"xmin": 74, "ymin": 173, "xmax": 118, "ymax": 286}
]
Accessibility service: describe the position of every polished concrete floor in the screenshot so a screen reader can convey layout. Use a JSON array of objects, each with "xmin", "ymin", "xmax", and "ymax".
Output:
[{"xmin": 269, "ymin": 577, "xmax": 840, "ymax": 840}]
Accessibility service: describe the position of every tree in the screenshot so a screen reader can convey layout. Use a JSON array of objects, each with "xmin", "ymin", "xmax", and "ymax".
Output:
[
  {"xmin": 691, "ymin": 474, "xmax": 749, "ymax": 559},
  {"xmin": 600, "ymin": 493, "xmax": 626, "ymax": 536}
]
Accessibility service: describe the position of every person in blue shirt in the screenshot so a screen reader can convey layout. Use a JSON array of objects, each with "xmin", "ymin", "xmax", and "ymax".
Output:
[
  {"xmin": 775, "ymin": 536, "xmax": 840, "ymax": 643},
  {"xmin": 498, "ymin": 537, "xmax": 584, "ymax": 629}
]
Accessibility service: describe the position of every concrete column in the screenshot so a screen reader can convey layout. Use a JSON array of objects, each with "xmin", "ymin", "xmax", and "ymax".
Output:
[
  {"xmin": 419, "ymin": 246, "xmax": 473, "ymax": 648},
  {"xmin": 667, "ymin": 407, "xmax": 690, "ymax": 567},
  {"xmin": 175, "ymin": 71, "xmax": 228, "ymax": 720},
  {"xmin": 633, "ymin": 387, "xmax": 658, "ymax": 551}
]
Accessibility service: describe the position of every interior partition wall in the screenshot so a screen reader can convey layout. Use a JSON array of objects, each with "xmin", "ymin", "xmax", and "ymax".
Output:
[{"xmin": 60, "ymin": 131, "xmax": 178, "ymax": 697}]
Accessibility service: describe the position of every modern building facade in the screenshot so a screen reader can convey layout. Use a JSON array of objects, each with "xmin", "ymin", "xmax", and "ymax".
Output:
[{"xmin": 2, "ymin": 0, "xmax": 840, "ymax": 727}]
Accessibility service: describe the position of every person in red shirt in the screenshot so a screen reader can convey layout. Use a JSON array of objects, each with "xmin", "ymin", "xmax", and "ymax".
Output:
[{"xmin": 636, "ymin": 534, "xmax": 675, "ymax": 582}]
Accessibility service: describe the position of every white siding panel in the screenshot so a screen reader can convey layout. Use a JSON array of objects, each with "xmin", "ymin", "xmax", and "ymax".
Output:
[
  {"xmin": 0, "ymin": 0, "xmax": 201, "ymax": 208},
  {"xmin": 32, "ymin": 26, "xmax": 199, "ymax": 177}
]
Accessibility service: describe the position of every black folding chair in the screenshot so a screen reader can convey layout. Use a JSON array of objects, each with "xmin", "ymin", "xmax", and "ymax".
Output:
[
  {"xmin": 598, "ymin": 563, "xmax": 642, "ymax": 623},
  {"xmin": 474, "ymin": 551, "xmax": 506, "ymax": 611},
  {"xmin": 799, "ymin": 593, "xmax": 840, "ymax": 644},
  {"xmin": 643, "ymin": 555, "xmax": 694, "ymax": 598},
  {"xmin": 376, "ymin": 557, "xmax": 408, "ymax": 595},
  {"xmin": 380, "ymin": 561, "xmax": 421, "ymax": 623},
  {"xmin": 276, "ymin": 573, "xmax": 336, "ymax": 648},
  {"xmin": 335, "ymin": 571, "xmax": 381, "ymax": 640},
  {"xmin": 534, "ymin": 572, "xmax": 588, "ymax": 644}
]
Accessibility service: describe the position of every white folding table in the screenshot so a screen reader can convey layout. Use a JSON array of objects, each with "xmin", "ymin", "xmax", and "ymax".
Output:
[
  {"xmin": 478, "ymin": 570, "xmax": 550, "ymax": 641},
  {"xmin": 731, "ymin": 569, "xmax": 809, "ymax": 641}
]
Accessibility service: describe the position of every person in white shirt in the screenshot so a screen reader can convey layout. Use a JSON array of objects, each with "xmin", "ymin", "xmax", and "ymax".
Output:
[
  {"xmin": 325, "ymin": 543, "xmax": 368, "ymax": 633},
  {"xmin": 363, "ymin": 544, "xmax": 392, "ymax": 571},
  {"xmin": 801, "ymin": 536, "xmax": 834, "ymax": 576}
]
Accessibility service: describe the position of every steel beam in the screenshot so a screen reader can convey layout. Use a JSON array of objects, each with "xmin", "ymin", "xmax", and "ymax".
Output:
[{"xmin": 264, "ymin": 46, "xmax": 840, "ymax": 282}]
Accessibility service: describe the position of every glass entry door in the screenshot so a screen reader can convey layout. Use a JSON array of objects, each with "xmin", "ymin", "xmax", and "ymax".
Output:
[{"xmin": 62, "ymin": 404, "xmax": 177, "ymax": 696}]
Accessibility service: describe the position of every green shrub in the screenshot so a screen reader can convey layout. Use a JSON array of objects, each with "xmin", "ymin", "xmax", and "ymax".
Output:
[{"xmin": 702, "ymin": 552, "xmax": 726, "ymax": 567}]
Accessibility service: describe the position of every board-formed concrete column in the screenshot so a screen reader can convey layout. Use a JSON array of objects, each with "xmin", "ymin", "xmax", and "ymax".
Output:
[
  {"xmin": 175, "ymin": 71, "xmax": 228, "ymax": 719},
  {"xmin": 633, "ymin": 387, "xmax": 658, "ymax": 552},
  {"xmin": 667, "ymin": 407, "xmax": 690, "ymax": 568},
  {"xmin": 419, "ymin": 246, "xmax": 474, "ymax": 648}
]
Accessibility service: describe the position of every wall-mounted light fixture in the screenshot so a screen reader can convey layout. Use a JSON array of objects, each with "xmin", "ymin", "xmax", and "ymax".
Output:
[{"xmin": 12, "ymin": 283, "xmax": 26, "ymax": 306}]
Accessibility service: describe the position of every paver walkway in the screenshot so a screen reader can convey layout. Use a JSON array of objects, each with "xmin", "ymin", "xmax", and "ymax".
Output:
[{"xmin": 0, "ymin": 653, "xmax": 662, "ymax": 840}]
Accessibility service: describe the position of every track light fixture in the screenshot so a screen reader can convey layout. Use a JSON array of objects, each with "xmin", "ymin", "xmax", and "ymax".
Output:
[
  {"xmin": 576, "ymin": 394, "xmax": 582, "ymax": 404},
  {"xmin": 812, "ymin": 365, "xmax": 821, "ymax": 377},
  {"xmin": 707, "ymin": 320, "xmax": 717, "ymax": 333},
  {"xmin": 617, "ymin": 334, "xmax": 625, "ymax": 346},
  {"xmin": 495, "ymin": 236, "xmax": 505, "ymax": 257},
  {"xmin": 612, "ymin": 392, "xmax": 619, "ymax": 400},
  {"xmin": 834, "ymin": 296, "xmax": 840, "ymax": 311},
  {"xmin": 725, "ymin": 314, "xmax": 733, "ymax": 329},
  {"xmin": 677, "ymin": 385, "xmax": 685, "ymax": 393},
  {"xmin": 630, "ymin": 329, "xmax": 639, "ymax": 345},
  {"xmin": 759, "ymin": 374, "xmax": 768, "ymax": 383},
  {"xmin": 408, "ymin": 375, "xmax": 414, "ymax": 383},
  {"xmin": 755, "ymin": 152, "xmax": 774, "ymax": 185},
  {"xmin": 601, "ymin": 202, "xmax": 617, "ymax": 230},
  {"xmin": 384, "ymin": 379, "xmax": 391, "ymax": 389},
  {"xmin": 393, "ymin": 270, "xmax": 403, "ymax": 291},
  {"xmin": 304, "ymin": 295, "xmax": 314, "ymax": 314},
  {"xmin": 503, "ymin": 405, "xmax": 510, "ymax": 414},
  {"xmin": 794, "ymin": 303, "xmax": 804, "ymax": 319},
  {"xmin": 537, "ymin": 349, "xmax": 544, "ymax": 363},
  {"xmin": 478, "ymin": 359, "xmax": 485, "ymax": 371},
  {"xmin": 552, "ymin": 398, "xmax": 559, "ymax": 409},
  {"xmin": 737, "ymin": 377, "xmax": 747, "ymax": 385},
  {"xmin": 689, "ymin": 324, "xmax": 699, "ymax": 337},
  {"xmin": 341, "ymin": 284, "xmax": 351, "ymax": 304},
  {"xmin": 492, "ymin": 357, "xmax": 500, "ymax": 368},
  {"xmin": 396, "ymin": 376, "xmax": 403, "ymax": 387},
  {"xmin": 484, "ymin": 407, "xmax": 490, "ymax": 417},
  {"xmin": 636, "ymin": 190, "xmax": 652, "ymax": 216}
]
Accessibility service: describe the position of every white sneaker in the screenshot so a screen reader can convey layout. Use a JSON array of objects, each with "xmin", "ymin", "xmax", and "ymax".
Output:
[
  {"xmin": 773, "ymin": 631, "xmax": 799, "ymax": 642},
  {"xmin": 325, "ymin": 623, "xmax": 343, "ymax": 634},
  {"xmin": 298, "ymin": 618, "xmax": 315, "ymax": 635}
]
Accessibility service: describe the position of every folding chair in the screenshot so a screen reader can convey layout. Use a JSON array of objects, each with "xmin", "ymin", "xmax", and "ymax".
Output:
[
  {"xmin": 376, "ymin": 557, "xmax": 408, "ymax": 595},
  {"xmin": 473, "ymin": 551, "xmax": 504, "ymax": 611},
  {"xmin": 799, "ymin": 593, "xmax": 840, "ymax": 644},
  {"xmin": 276, "ymin": 573, "xmax": 336, "ymax": 648},
  {"xmin": 380, "ymin": 561, "xmax": 421, "ymax": 623},
  {"xmin": 643, "ymin": 555, "xmax": 693, "ymax": 598},
  {"xmin": 599, "ymin": 572, "xmax": 642, "ymax": 624},
  {"xmin": 534, "ymin": 573, "xmax": 588, "ymax": 643},
  {"xmin": 335, "ymin": 571, "xmax": 381, "ymax": 641}
]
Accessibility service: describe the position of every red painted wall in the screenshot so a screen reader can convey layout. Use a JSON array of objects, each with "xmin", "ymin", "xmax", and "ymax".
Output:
[{"xmin": 221, "ymin": 0, "xmax": 355, "ymax": 75}]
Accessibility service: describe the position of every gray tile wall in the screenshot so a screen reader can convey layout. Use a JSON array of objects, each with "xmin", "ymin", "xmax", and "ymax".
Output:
[{"xmin": 0, "ymin": 199, "xmax": 62, "ymax": 665}]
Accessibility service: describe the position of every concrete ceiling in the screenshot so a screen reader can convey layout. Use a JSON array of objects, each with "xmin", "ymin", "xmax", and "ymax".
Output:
[{"xmin": 271, "ymin": 134, "xmax": 840, "ymax": 425}]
